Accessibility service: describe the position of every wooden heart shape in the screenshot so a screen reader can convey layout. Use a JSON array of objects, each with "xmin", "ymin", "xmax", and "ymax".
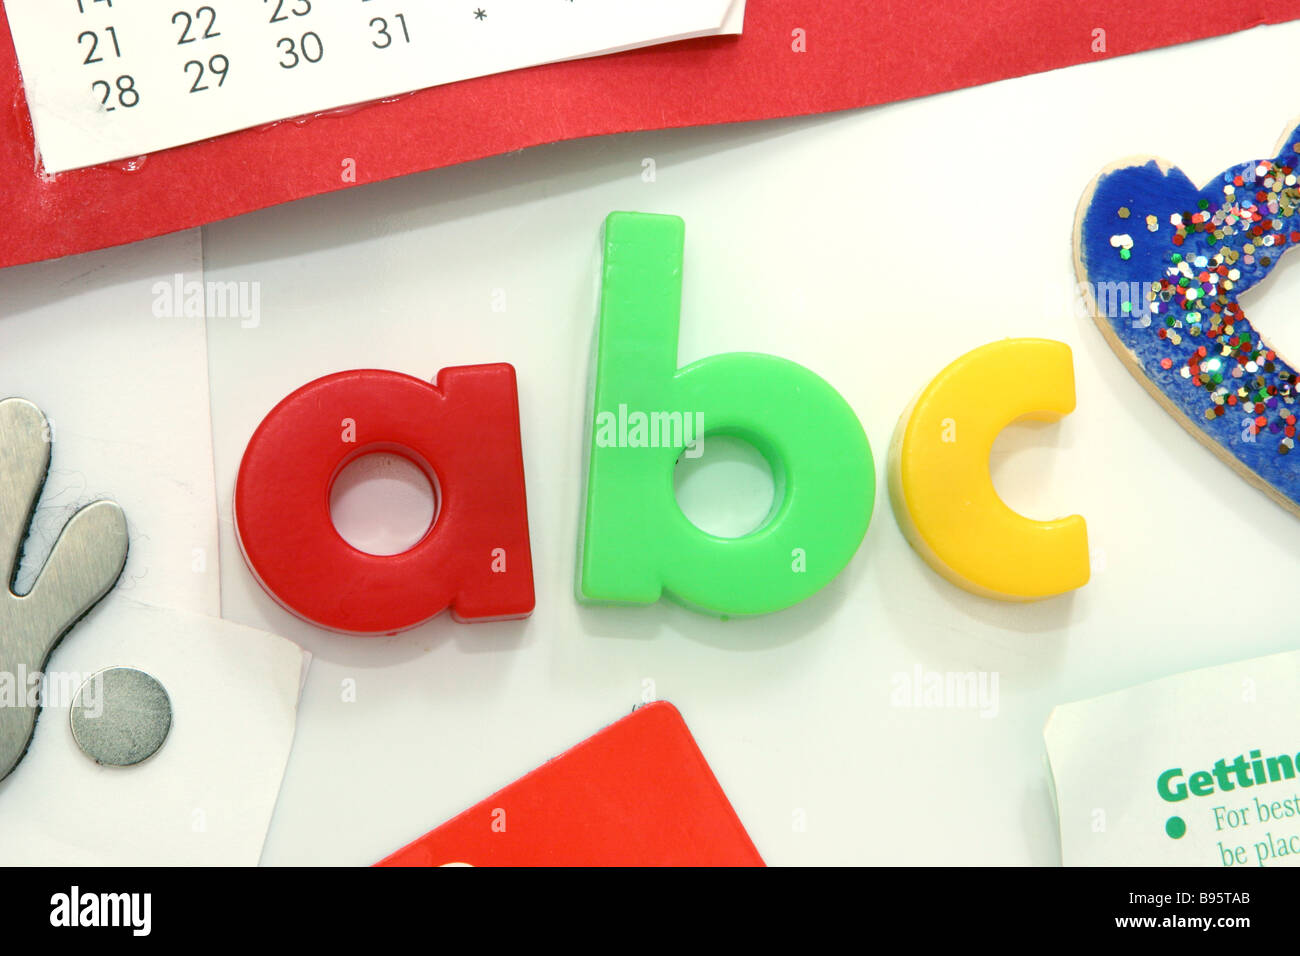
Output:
[{"xmin": 1074, "ymin": 119, "xmax": 1300, "ymax": 516}]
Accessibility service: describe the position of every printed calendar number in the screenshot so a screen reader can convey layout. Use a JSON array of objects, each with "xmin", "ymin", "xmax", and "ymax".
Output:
[
  {"xmin": 173, "ymin": 7, "xmax": 221, "ymax": 45},
  {"xmin": 370, "ymin": 15, "xmax": 410, "ymax": 49},
  {"xmin": 277, "ymin": 32, "xmax": 323, "ymax": 69},
  {"xmin": 185, "ymin": 54, "xmax": 230, "ymax": 92},
  {"xmin": 78, "ymin": 26, "xmax": 120, "ymax": 64},
  {"xmin": 91, "ymin": 74, "xmax": 139, "ymax": 111},
  {"xmin": 266, "ymin": 0, "xmax": 312, "ymax": 24}
]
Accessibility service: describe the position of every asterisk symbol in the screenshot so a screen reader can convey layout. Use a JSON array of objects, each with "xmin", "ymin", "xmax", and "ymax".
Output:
[{"xmin": 474, "ymin": 7, "xmax": 486, "ymax": 18}]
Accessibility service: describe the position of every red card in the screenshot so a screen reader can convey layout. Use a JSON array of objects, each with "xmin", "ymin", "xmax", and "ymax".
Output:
[
  {"xmin": 376, "ymin": 702, "xmax": 764, "ymax": 867},
  {"xmin": 3, "ymin": 1, "xmax": 1298, "ymax": 269}
]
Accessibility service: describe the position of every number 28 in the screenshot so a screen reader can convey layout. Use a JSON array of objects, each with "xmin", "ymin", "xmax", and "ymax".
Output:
[{"xmin": 91, "ymin": 74, "xmax": 139, "ymax": 110}]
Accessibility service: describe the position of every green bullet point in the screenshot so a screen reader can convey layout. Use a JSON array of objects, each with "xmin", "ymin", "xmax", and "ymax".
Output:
[{"xmin": 1165, "ymin": 816, "xmax": 1186, "ymax": 839}]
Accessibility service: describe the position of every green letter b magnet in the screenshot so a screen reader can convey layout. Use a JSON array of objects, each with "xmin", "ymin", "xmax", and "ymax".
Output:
[{"xmin": 578, "ymin": 212, "xmax": 874, "ymax": 617}]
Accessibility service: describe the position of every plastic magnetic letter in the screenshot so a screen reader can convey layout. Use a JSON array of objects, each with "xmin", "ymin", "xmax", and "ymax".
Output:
[
  {"xmin": 579, "ymin": 212, "xmax": 874, "ymax": 617},
  {"xmin": 888, "ymin": 338, "xmax": 1089, "ymax": 601},
  {"xmin": 235, "ymin": 366, "xmax": 535, "ymax": 634}
]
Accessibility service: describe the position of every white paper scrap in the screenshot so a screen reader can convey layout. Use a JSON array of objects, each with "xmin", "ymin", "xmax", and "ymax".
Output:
[
  {"xmin": 0, "ymin": 229, "xmax": 221, "ymax": 619},
  {"xmin": 0, "ymin": 598, "xmax": 309, "ymax": 867},
  {"xmin": 1045, "ymin": 650, "xmax": 1300, "ymax": 867},
  {"xmin": 5, "ymin": 0, "xmax": 746, "ymax": 174}
]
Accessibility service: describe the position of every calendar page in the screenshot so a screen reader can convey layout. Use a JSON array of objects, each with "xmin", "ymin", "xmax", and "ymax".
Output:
[{"xmin": 5, "ymin": 0, "xmax": 745, "ymax": 174}]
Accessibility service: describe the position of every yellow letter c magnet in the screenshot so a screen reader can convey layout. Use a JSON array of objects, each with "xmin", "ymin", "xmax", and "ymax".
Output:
[{"xmin": 888, "ymin": 338, "xmax": 1089, "ymax": 602}]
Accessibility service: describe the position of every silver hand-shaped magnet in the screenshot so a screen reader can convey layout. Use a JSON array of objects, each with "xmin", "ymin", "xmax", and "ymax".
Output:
[{"xmin": 0, "ymin": 398, "xmax": 128, "ymax": 782}]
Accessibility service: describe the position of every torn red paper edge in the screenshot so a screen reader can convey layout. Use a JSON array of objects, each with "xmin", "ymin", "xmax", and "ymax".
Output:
[{"xmin": 1, "ymin": 1, "xmax": 1296, "ymax": 269}]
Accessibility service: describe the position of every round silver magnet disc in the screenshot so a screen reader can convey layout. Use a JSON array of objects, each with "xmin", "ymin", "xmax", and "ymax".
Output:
[{"xmin": 69, "ymin": 667, "xmax": 172, "ymax": 767}]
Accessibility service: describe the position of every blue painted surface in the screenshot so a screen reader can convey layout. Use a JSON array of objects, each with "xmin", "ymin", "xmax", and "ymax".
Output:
[{"xmin": 1079, "ymin": 123, "xmax": 1300, "ymax": 507}]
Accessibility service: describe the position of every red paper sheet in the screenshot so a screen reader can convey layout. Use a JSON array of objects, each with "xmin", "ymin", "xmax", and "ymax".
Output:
[
  {"xmin": 375, "ymin": 702, "xmax": 764, "ymax": 866},
  {"xmin": 2, "ymin": 2, "xmax": 1296, "ymax": 269}
]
